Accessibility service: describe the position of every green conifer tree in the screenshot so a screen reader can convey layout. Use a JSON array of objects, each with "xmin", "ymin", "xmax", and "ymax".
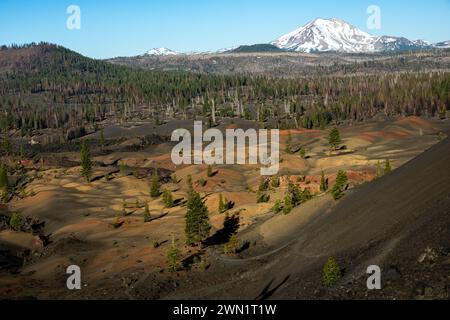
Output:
[
  {"xmin": 384, "ymin": 159, "xmax": 392, "ymax": 175},
  {"xmin": 185, "ymin": 191, "xmax": 211, "ymax": 246},
  {"xmin": 320, "ymin": 170, "xmax": 328, "ymax": 192},
  {"xmin": 80, "ymin": 140, "xmax": 92, "ymax": 182},
  {"xmin": 331, "ymin": 170, "xmax": 348, "ymax": 200},
  {"xmin": 329, "ymin": 127, "xmax": 342, "ymax": 151},
  {"xmin": 0, "ymin": 164, "xmax": 8, "ymax": 191},
  {"xmin": 143, "ymin": 204, "xmax": 151, "ymax": 222},
  {"xmin": 162, "ymin": 189, "xmax": 174, "ymax": 208},
  {"xmin": 150, "ymin": 169, "xmax": 160, "ymax": 198}
]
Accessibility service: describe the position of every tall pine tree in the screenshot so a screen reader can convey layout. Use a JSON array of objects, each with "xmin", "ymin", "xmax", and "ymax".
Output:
[
  {"xmin": 80, "ymin": 140, "xmax": 92, "ymax": 182},
  {"xmin": 185, "ymin": 190, "xmax": 211, "ymax": 246},
  {"xmin": 0, "ymin": 164, "xmax": 8, "ymax": 191},
  {"xmin": 329, "ymin": 127, "xmax": 342, "ymax": 151},
  {"xmin": 150, "ymin": 168, "xmax": 160, "ymax": 197}
]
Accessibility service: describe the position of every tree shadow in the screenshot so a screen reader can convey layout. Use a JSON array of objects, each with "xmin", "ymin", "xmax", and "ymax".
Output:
[
  {"xmin": 203, "ymin": 214, "xmax": 240, "ymax": 246},
  {"xmin": 149, "ymin": 212, "xmax": 168, "ymax": 222},
  {"xmin": 254, "ymin": 275, "xmax": 290, "ymax": 300}
]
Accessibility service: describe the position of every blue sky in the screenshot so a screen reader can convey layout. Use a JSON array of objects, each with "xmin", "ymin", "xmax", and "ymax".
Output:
[{"xmin": 0, "ymin": 0, "xmax": 449, "ymax": 59}]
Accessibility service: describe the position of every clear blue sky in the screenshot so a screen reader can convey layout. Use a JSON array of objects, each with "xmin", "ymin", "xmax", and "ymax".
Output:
[{"xmin": 1, "ymin": 0, "xmax": 449, "ymax": 59}]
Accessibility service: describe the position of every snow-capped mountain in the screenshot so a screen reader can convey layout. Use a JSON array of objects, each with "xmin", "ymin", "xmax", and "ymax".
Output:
[
  {"xmin": 271, "ymin": 18, "xmax": 442, "ymax": 53},
  {"xmin": 271, "ymin": 18, "xmax": 376, "ymax": 53},
  {"xmin": 146, "ymin": 48, "xmax": 179, "ymax": 56}
]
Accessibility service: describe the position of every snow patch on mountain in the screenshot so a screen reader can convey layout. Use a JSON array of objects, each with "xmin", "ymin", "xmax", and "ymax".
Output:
[
  {"xmin": 271, "ymin": 18, "xmax": 444, "ymax": 53},
  {"xmin": 146, "ymin": 48, "xmax": 179, "ymax": 56}
]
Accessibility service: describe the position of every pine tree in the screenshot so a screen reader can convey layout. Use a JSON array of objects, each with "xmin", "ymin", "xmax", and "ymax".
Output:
[
  {"xmin": 80, "ymin": 140, "xmax": 92, "ymax": 182},
  {"xmin": 166, "ymin": 236, "xmax": 181, "ymax": 272},
  {"xmin": 258, "ymin": 178, "xmax": 269, "ymax": 192},
  {"xmin": 150, "ymin": 168, "xmax": 160, "ymax": 198},
  {"xmin": 323, "ymin": 257, "xmax": 342, "ymax": 287},
  {"xmin": 300, "ymin": 148, "xmax": 306, "ymax": 159},
  {"xmin": 143, "ymin": 204, "xmax": 151, "ymax": 222},
  {"xmin": 283, "ymin": 194, "xmax": 292, "ymax": 214},
  {"xmin": 100, "ymin": 129, "xmax": 105, "ymax": 147},
  {"xmin": 186, "ymin": 174, "xmax": 194, "ymax": 196},
  {"xmin": 2, "ymin": 137, "xmax": 12, "ymax": 155},
  {"xmin": 376, "ymin": 160, "xmax": 382, "ymax": 177},
  {"xmin": 320, "ymin": 171, "xmax": 328, "ymax": 192},
  {"xmin": 329, "ymin": 127, "xmax": 342, "ymax": 151},
  {"xmin": 185, "ymin": 190, "xmax": 211, "ymax": 246},
  {"xmin": 9, "ymin": 213, "xmax": 23, "ymax": 232},
  {"xmin": 384, "ymin": 159, "xmax": 392, "ymax": 175},
  {"xmin": 287, "ymin": 181, "xmax": 302, "ymax": 206},
  {"xmin": 207, "ymin": 165, "xmax": 214, "ymax": 177},
  {"xmin": 119, "ymin": 161, "xmax": 126, "ymax": 175},
  {"xmin": 271, "ymin": 175, "xmax": 280, "ymax": 188},
  {"xmin": 218, "ymin": 193, "xmax": 225, "ymax": 213},
  {"xmin": 285, "ymin": 131, "xmax": 293, "ymax": 154},
  {"xmin": 162, "ymin": 189, "xmax": 174, "ymax": 208},
  {"xmin": 272, "ymin": 199, "xmax": 283, "ymax": 214},
  {"xmin": 331, "ymin": 170, "xmax": 348, "ymax": 200},
  {"xmin": 0, "ymin": 164, "xmax": 7, "ymax": 191}
]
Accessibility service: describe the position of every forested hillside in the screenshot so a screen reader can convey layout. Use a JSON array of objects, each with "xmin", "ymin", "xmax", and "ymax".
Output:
[{"xmin": 0, "ymin": 43, "xmax": 449, "ymax": 135}]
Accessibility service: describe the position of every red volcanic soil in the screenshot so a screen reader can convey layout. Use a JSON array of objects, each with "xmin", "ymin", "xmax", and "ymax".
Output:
[
  {"xmin": 395, "ymin": 116, "xmax": 437, "ymax": 130},
  {"xmin": 359, "ymin": 130, "xmax": 410, "ymax": 142},
  {"xmin": 279, "ymin": 129, "xmax": 323, "ymax": 136}
]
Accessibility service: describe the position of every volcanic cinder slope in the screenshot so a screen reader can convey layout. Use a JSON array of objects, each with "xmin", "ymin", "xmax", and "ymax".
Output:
[{"xmin": 165, "ymin": 131, "xmax": 450, "ymax": 300}]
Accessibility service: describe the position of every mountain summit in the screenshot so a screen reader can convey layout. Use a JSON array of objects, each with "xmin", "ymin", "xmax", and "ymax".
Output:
[
  {"xmin": 271, "ymin": 18, "xmax": 436, "ymax": 53},
  {"xmin": 272, "ymin": 18, "xmax": 375, "ymax": 53},
  {"xmin": 146, "ymin": 48, "xmax": 179, "ymax": 56}
]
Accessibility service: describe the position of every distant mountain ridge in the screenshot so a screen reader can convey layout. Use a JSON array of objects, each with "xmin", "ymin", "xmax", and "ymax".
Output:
[
  {"xmin": 144, "ymin": 18, "xmax": 449, "ymax": 56},
  {"xmin": 270, "ymin": 18, "xmax": 446, "ymax": 53}
]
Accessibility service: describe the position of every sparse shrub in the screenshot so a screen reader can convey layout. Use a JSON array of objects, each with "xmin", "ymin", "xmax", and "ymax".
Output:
[
  {"xmin": 218, "ymin": 194, "xmax": 233, "ymax": 213},
  {"xmin": 272, "ymin": 199, "xmax": 283, "ymax": 214},
  {"xmin": 143, "ymin": 204, "xmax": 151, "ymax": 222},
  {"xmin": 258, "ymin": 178, "xmax": 269, "ymax": 192},
  {"xmin": 162, "ymin": 189, "xmax": 174, "ymax": 208},
  {"xmin": 218, "ymin": 194, "xmax": 226, "ymax": 213},
  {"xmin": 150, "ymin": 168, "xmax": 160, "ymax": 197},
  {"xmin": 285, "ymin": 131, "xmax": 293, "ymax": 154},
  {"xmin": 152, "ymin": 240, "xmax": 161, "ymax": 248},
  {"xmin": 112, "ymin": 217, "xmax": 123, "ymax": 229},
  {"xmin": 199, "ymin": 257, "xmax": 209, "ymax": 271},
  {"xmin": 197, "ymin": 178, "xmax": 207, "ymax": 187},
  {"xmin": 224, "ymin": 234, "xmax": 239, "ymax": 255},
  {"xmin": 2, "ymin": 137, "xmax": 12, "ymax": 155},
  {"xmin": 376, "ymin": 160, "xmax": 382, "ymax": 178},
  {"xmin": 186, "ymin": 174, "xmax": 193, "ymax": 195},
  {"xmin": 166, "ymin": 239, "xmax": 181, "ymax": 272},
  {"xmin": 10, "ymin": 213, "xmax": 23, "ymax": 231},
  {"xmin": 283, "ymin": 195, "xmax": 292, "ymax": 214},
  {"xmin": 271, "ymin": 176, "xmax": 280, "ymax": 188},
  {"xmin": 320, "ymin": 171, "xmax": 328, "ymax": 192},
  {"xmin": 0, "ymin": 164, "xmax": 8, "ymax": 191},
  {"xmin": 322, "ymin": 257, "xmax": 342, "ymax": 287},
  {"xmin": 207, "ymin": 165, "xmax": 214, "ymax": 177},
  {"xmin": 256, "ymin": 191, "xmax": 270, "ymax": 203},
  {"xmin": 119, "ymin": 161, "xmax": 126, "ymax": 175},
  {"xmin": 384, "ymin": 159, "xmax": 392, "ymax": 175},
  {"xmin": 300, "ymin": 148, "xmax": 306, "ymax": 159}
]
